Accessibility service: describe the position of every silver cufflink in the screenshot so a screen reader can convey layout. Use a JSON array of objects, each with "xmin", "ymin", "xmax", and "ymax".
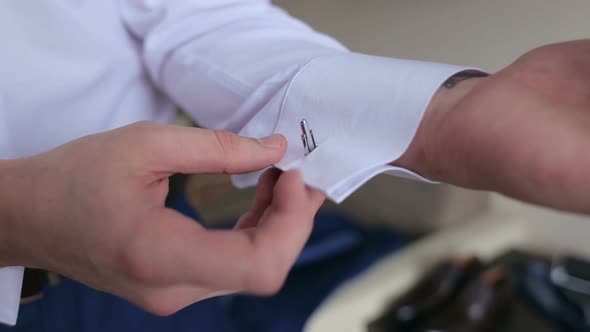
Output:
[{"xmin": 300, "ymin": 119, "xmax": 317, "ymax": 155}]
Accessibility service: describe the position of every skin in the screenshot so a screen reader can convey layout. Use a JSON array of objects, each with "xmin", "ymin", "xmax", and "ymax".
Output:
[
  {"xmin": 0, "ymin": 122, "xmax": 324, "ymax": 315},
  {"xmin": 396, "ymin": 39, "xmax": 590, "ymax": 214},
  {"xmin": 0, "ymin": 39, "xmax": 588, "ymax": 316}
]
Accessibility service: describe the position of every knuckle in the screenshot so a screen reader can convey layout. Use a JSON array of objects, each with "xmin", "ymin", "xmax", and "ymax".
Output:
[
  {"xmin": 243, "ymin": 257, "xmax": 287, "ymax": 295},
  {"xmin": 213, "ymin": 130, "xmax": 241, "ymax": 156},
  {"xmin": 128, "ymin": 121, "xmax": 165, "ymax": 144},
  {"xmin": 211, "ymin": 130, "xmax": 242, "ymax": 173},
  {"xmin": 130, "ymin": 120, "xmax": 159, "ymax": 133},
  {"xmin": 107, "ymin": 122, "xmax": 156, "ymax": 156}
]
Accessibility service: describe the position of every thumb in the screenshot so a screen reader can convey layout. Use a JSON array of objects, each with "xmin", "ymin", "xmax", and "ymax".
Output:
[{"xmin": 145, "ymin": 125, "xmax": 286, "ymax": 175}]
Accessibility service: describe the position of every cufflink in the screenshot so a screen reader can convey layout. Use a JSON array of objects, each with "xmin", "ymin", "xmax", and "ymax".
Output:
[{"xmin": 300, "ymin": 119, "xmax": 318, "ymax": 155}]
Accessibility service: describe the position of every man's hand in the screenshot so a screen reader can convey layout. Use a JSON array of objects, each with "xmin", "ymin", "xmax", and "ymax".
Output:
[
  {"xmin": 0, "ymin": 122, "xmax": 324, "ymax": 315},
  {"xmin": 398, "ymin": 39, "xmax": 590, "ymax": 214}
]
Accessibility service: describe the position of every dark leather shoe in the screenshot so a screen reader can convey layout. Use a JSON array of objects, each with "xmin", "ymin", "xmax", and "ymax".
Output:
[
  {"xmin": 422, "ymin": 266, "xmax": 513, "ymax": 332},
  {"xmin": 368, "ymin": 256, "xmax": 482, "ymax": 332},
  {"xmin": 515, "ymin": 261, "xmax": 590, "ymax": 332}
]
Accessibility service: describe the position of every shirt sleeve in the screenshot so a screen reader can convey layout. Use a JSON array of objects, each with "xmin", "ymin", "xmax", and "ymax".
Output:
[
  {"xmin": 117, "ymin": 0, "xmax": 480, "ymax": 203},
  {"xmin": 0, "ymin": 267, "xmax": 23, "ymax": 326}
]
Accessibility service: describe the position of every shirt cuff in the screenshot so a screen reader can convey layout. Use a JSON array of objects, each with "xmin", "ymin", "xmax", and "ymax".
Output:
[
  {"xmin": 0, "ymin": 266, "xmax": 23, "ymax": 326},
  {"xmin": 233, "ymin": 53, "xmax": 482, "ymax": 203}
]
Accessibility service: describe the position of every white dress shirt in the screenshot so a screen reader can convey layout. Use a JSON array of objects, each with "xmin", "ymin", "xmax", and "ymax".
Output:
[{"xmin": 0, "ymin": 0, "xmax": 477, "ymax": 325}]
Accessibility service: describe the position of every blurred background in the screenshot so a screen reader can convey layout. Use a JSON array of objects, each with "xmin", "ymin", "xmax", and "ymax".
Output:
[{"xmin": 184, "ymin": 1, "xmax": 590, "ymax": 331}]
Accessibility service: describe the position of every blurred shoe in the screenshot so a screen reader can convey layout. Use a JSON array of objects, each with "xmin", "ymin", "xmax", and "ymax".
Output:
[
  {"xmin": 368, "ymin": 256, "xmax": 482, "ymax": 332},
  {"xmin": 422, "ymin": 266, "xmax": 513, "ymax": 332},
  {"xmin": 514, "ymin": 261, "xmax": 590, "ymax": 332}
]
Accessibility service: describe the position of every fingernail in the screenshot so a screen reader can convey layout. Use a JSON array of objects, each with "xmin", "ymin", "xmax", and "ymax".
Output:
[{"xmin": 258, "ymin": 134, "xmax": 283, "ymax": 149}]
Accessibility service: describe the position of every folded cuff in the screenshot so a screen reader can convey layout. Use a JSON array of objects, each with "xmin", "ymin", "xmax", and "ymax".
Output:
[{"xmin": 234, "ymin": 53, "xmax": 483, "ymax": 203}]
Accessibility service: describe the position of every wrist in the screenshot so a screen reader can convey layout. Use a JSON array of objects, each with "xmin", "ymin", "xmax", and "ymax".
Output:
[
  {"xmin": 394, "ymin": 74, "xmax": 486, "ymax": 180},
  {"xmin": 0, "ymin": 158, "xmax": 29, "ymax": 267}
]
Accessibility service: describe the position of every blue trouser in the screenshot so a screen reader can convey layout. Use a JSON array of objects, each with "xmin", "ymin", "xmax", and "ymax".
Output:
[{"xmin": 2, "ymin": 194, "xmax": 406, "ymax": 332}]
